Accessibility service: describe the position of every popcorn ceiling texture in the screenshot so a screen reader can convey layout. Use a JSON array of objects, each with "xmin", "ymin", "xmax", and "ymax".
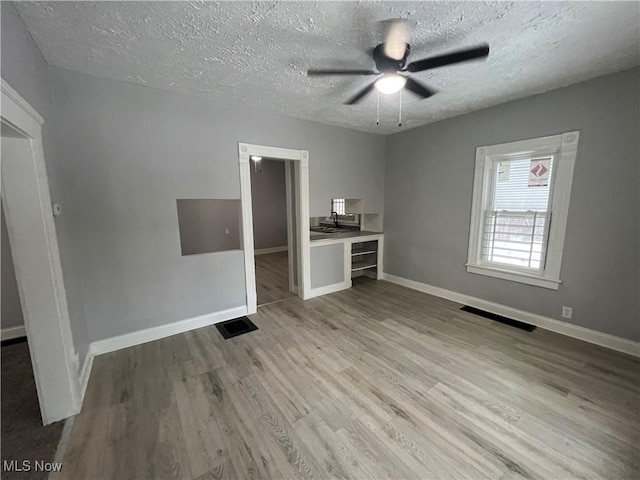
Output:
[{"xmin": 15, "ymin": 1, "xmax": 640, "ymax": 135}]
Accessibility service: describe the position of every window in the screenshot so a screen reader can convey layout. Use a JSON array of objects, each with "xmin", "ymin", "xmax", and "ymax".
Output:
[
  {"xmin": 484, "ymin": 156, "xmax": 553, "ymax": 270},
  {"xmin": 467, "ymin": 132, "xmax": 579, "ymax": 289},
  {"xmin": 331, "ymin": 198, "xmax": 346, "ymax": 215},
  {"xmin": 330, "ymin": 198, "xmax": 357, "ymax": 222}
]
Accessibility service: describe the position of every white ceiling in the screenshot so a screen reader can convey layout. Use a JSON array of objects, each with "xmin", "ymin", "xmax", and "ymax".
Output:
[{"xmin": 15, "ymin": 1, "xmax": 640, "ymax": 135}]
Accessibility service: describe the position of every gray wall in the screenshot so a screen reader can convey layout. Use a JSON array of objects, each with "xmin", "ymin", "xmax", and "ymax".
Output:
[
  {"xmin": 384, "ymin": 68, "xmax": 640, "ymax": 341},
  {"xmin": 251, "ymin": 159, "xmax": 288, "ymax": 250},
  {"xmin": 1, "ymin": 2, "xmax": 90, "ymax": 361},
  {"xmin": 1, "ymin": 200, "xmax": 24, "ymax": 329},
  {"xmin": 50, "ymin": 67, "xmax": 386, "ymax": 341},
  {"xmin": 0, "ymin": 2, "xmax": 49, "ymax": 117}
]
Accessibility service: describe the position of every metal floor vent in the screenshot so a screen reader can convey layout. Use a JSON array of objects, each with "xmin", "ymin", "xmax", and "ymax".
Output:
[
  {"xmin": 215, "ymin": 316, "xmax": 258, "ymax": 339},
  {"xmin": 460, "ymin": 306, "xmax": 536, "ymax": 332}
]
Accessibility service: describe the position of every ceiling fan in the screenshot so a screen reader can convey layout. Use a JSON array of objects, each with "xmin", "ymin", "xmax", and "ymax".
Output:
[{"xmin": 307, "ymin": 20, "xmax": 490, "ymax": 105}]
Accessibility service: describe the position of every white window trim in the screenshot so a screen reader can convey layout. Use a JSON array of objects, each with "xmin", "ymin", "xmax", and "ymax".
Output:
[{"xmin": 466, "ymin": 131, "xmax": 579, "ymax": 290}]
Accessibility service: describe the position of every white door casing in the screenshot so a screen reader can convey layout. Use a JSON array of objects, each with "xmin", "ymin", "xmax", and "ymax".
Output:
[
  {"xmin": 1, "ymin": 79, "xmax": 81, "ymax": 424},
  {"xmin": 238, "ymin": 143, "xmax": 310, "ymax": 312}
]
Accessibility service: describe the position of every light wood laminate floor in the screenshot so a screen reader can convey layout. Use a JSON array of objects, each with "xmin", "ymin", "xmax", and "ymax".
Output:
[
  {"xmin": 62, "ymin": 279, "xmax": 639, "ymax": 479},
  {"xmin": 255, "ymin": 251, "xmax": 295, "ymax": 306}
]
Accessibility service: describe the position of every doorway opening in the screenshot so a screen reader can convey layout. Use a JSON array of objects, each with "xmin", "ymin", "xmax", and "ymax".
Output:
[
  {"xmin": 1, "ymin": 81, "xmax": 80, "ymax": 426},
  {"xmin": 250, "ymin": 158, "xmax": 297, "ymax": 306},
  {"xmin": 0, "ymin": 121, "xmax": 69, "ymax": 470},
  {"xmin": 238, "ymin": 143, "xmax": 310, "ymax": 314}
]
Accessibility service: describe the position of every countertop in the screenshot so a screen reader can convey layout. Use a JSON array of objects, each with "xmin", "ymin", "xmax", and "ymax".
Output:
[{"xmin": 310, "ymin": 230, "xmax": 383, "ymax": 244}]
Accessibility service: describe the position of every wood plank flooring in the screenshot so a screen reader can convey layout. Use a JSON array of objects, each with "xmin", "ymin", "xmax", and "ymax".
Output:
[
  {"xmin": 2, "ymin": 339, "xmax": 65, "ymax": 480},
  {"xmin": 255, "ymin": 251, "xmax": 295, "ymax": 306},
  {"xmin": 61, "ymin": 278, "xmax": 640, "ymax": 479}
]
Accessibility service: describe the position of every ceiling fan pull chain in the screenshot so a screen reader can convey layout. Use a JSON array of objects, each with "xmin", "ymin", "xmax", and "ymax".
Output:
[
  {"xmin": 376, "ymin": 90, "xmax": 380, "ymax": 125},
  {"xmin": 398, "ymin": 88, "xmax": 402, "ymax": 127}
]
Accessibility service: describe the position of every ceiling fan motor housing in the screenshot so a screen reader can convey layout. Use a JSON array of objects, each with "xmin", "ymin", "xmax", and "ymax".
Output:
[{"xmin": 373, "ymin": 43, "xmax": 410, "ymax": 72}]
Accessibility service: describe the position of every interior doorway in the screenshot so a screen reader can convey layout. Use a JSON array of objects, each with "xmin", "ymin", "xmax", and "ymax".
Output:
[
  {"xmin": 1, "ymin": 81, "xmax": 80, "ymax": 425},
  {"xmin": 250, "ymin": 158, "xmax": 296, "ymax": 306},
  {"xmin": 238, "ymin": 143, "xmax": 311, "ymax": 314}
]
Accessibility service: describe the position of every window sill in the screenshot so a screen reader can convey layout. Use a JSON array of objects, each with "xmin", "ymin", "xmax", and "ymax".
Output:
[{"xmin": 466, "ymin": 263, "xmax": 561, "ymax": 290}]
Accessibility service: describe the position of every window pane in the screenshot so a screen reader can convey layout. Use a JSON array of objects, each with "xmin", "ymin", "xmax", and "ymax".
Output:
[
  {"xmin": 482, "ymin": 211, "xmax": 549, "ymax": 270},
  {"xmin": 493, "ymin": 157, "xmax": 553, "ymax": 211},
  {"xmin": 331, "ymin": 198, "xmax": 345, "ymax": 215}
]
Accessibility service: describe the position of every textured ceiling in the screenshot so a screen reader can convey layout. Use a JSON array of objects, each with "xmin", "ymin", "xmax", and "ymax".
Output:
[{"xmin": 15, "ymin": 1, "xmax": 640, "ymax": 135}]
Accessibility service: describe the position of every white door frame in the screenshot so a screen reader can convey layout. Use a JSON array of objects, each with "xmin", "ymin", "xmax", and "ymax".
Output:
[
  {"xmin": 238, "ymin": 143, "xmax": 310, "ymax": 312},
  {"xmin": 283, "ymin": 161, "xmax": 297, "ymax": 294},
  {"xmin": 1, "ymin": 79, "xmax": 81, "ymax": 424}
]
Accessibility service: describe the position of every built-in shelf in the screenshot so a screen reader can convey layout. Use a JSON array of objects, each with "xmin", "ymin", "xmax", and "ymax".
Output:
[
  {"xmin": 361, "ymin": 213, "xmax": 382, "ymax": 232},
  {"xmin": 351, "ymin": 262, "xmax": 377, "ymax": 272},
  {"xmin": 351, "ymin": 239, "xmax": 380, "ymax": 278},
  {"xmin": 351, "ymin": 249, "xmax": 377, "ymax": 256}
]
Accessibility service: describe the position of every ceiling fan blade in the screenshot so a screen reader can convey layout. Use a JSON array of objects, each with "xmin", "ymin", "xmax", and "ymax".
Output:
[
  {"xmin": 407, "ymin": 44, "xmax": 489, "ymax": 73},
  {"xmin": 307, "ymin": 69, "xmax": 376, "ymax": 76},
  {"xmin": 404, "ymin": 77, "xmax": 437, "ymax": 99},
  {"xmin": 345, "ymin": 82, "xmax": 376, "ymax": 105},
  {"xmin": 383, "ymin": 19, "xmax": 409, "ymax": 60}
]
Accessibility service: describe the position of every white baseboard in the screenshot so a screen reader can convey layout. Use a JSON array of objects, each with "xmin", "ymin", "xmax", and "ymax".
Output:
[
  {"xmin": 382, "ymin": 273, "xmax": 640, "ymax": 358},
  {"xmin": 78, "ymin": 348, "xmax": 95, "ymax": 401},
  {"xmin": 255, "ymin": 246, "xmax": 288, "ymax": 255},
  {"xmin": 90, "ymin": 305, "xmax": 248, "ymax": 356},
  {"xmin": 79, "ymin": 305, "xmax": 248, "ymax": 401},
  {"xmin": 307, "ymin": 281, "xmax": 350, "ymax": 299},
  {"xmin": 1, "ymin": 325, "xmax": 26, "ymax": 341}
]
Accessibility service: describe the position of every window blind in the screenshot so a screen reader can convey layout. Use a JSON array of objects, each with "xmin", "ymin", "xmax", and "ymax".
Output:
[{"xmin": 482, "ymin": 211, "xmax": 550, "ymax": 269}]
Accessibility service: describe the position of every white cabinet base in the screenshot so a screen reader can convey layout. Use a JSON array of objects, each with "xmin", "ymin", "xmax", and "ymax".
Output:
[{"xmin": 309, "ymin": 233, "xmax": 383, "ymax": 299}]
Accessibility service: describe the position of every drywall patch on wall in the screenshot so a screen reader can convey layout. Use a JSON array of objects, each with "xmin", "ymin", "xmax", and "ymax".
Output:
[{"xmin": 176, "ymin": 199, "xmax": 242, "ymax": 255}]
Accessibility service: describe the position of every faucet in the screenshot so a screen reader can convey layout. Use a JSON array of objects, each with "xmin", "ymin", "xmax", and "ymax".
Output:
[{"xmin": 331, "ymin": 211, "xmax": 339, "ymax": 228}]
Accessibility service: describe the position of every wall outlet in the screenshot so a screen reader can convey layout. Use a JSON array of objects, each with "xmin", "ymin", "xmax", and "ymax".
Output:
[{"xmin": 562, "ymin": 306, "xmax": 573, "ymax": 319}]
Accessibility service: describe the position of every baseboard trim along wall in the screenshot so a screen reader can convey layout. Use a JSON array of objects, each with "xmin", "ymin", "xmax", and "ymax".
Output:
[
  {"xmin": 382, "ymin": 272, "xmax": 640, "ymax": 358},
  {"xmin": 0, "ymin": 325, "xmax": 26, "ymax": 341},
  {"xmin": 255, "ymin": 246, "xmax": 288, "ymax": 255},
  {"xmin": 79, "ymin": 305, "xmax": 248, "ymax": 400},
  {"xmin": 78, "ymin": 349, "xmax": 94, "ymax": 401}
]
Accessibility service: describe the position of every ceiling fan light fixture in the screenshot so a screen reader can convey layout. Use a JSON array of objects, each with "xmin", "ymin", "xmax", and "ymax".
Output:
[{"xmin": 375, "ymin": 73, "xmax": 407, "ymax": 95}]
